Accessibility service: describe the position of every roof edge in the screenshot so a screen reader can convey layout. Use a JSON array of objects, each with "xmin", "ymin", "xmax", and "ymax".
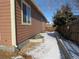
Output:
[{"xmin": 31, "ymin": 0, "xmax": 48, "ymax": 22}]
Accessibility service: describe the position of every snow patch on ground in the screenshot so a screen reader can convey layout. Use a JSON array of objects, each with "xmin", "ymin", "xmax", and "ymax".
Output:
[
  {"xmin": 26, "ymin": 32, "xmax": 61, "ymax": 59},
  {"xmin": 25, "ymin": 32, "xmax": 79, "ymax": 59},
  {"xmin": 62, "ymin": 39, "xmax": 79, "ymax": 59}
]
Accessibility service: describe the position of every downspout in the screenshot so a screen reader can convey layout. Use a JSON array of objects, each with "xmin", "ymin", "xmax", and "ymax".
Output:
[{"xmin": 10, "ymin": 0, "xmax": 17, "ymax": 48}]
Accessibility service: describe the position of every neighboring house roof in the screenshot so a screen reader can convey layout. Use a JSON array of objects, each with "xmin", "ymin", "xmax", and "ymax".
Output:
[
  {"xmin": 46, "ymin": 23, "xmax": 53, "ymax": 27},
  {"xmin": 30, "ymin": 0, "xmax": 48, "ymax": 23}
]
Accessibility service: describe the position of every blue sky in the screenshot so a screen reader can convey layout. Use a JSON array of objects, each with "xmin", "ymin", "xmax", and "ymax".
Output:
[{"xmin": 35, "ymin": 0, "xmax": 79, "ymax": 23}]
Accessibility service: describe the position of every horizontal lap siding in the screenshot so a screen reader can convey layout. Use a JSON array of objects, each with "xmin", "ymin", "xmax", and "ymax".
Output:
[
  {"xmin": 0, "ymin": 0, "xmax": 12, "ymax": 46},
  {"xmin": 16, "ymin": 0, "xmax": 43, "ymax": 44}
]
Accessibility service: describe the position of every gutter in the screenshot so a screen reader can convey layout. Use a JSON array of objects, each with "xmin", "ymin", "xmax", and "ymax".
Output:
[{"xmin": 30, "ymin": 0, "xmax": 48, "ymax": 23}]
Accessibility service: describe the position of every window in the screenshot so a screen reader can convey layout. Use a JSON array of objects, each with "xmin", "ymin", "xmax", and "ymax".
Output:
[{"xmin": 21, "ymin": 0, "xmax": 31, "ymax": 25}]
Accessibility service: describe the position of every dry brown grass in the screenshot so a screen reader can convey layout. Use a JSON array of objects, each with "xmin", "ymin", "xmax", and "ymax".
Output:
[
  {"xmin": 0, "ymin": 42, "xmax": 40, "ymax": 59},
  {"xmin": 0, "ymin": 50, "xmax": 32, "ymax": 59},
  {"xmin": 19, "ymin": 42, "xmax": 41, "ymax": 59},
  {"xmin": 0, "ymin": 37, "xmax": 42, "ymax": 59},
  {"xmin": 19, "ymin": 42, "xmax": 40, "ymax": 55},
  {"xmin": 0, "ymin": 50, "xmax": 18, "ymax": 59}
]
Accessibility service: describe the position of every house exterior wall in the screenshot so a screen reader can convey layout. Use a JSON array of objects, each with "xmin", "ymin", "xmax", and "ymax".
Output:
[
  {"xmin": 41, "ymin": 22, "xmax": 46, "ymax": 32},
  {"xmin": 0, "ymin": 0, "xmax": 47, "ymax": 50},
  {"xmin": 0, "ymin": 0, "xmax": 12, "ymax": 46},
  {"xmin": 16, "ymin": 0, "xmax": 46, "ymax": 45}
]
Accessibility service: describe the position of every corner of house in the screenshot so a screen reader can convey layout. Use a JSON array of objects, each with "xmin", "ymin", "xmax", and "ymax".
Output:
[{"xmin": 10, "ymin": 0, "xmax": 17, "ymax": 48}]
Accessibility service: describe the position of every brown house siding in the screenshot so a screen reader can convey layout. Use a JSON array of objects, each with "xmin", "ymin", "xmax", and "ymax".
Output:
[
  {"xmin": 0, "ymin": 0, "xmax": 12, "ymax": 46},
  {"xmin": 0, "ymin": 0, "xmax": 46, "ymax": 48},
  {"xmin": 16, "ymin": 0, "xmax": 45, "ymax": 44}
]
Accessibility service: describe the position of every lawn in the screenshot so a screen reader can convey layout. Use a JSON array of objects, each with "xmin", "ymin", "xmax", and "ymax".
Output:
[
  {"xmin": 0, "ymin": 34, "xmax": 43, "ymax": 59},
  {"xmin": 0, "ymin": 50, "xmax": 17, "ymax": 59},
  {"xmin": 0, "ymin": 42, "xmax": 40, "ymax": 59},
  {"xmin": 0, "ymin": 49, "xmax": 32, "ymax": 59}
]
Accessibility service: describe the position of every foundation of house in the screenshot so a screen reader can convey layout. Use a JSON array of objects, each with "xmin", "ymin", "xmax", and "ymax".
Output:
[{"xmin": 0, "ymin": 45, "xmax": 16, "ymax": 52}]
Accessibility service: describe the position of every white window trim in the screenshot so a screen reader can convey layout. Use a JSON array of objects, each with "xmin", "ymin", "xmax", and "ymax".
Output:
[{"xmin": 21, "ymin": 0, "xmax": 31, "ymax": 25}]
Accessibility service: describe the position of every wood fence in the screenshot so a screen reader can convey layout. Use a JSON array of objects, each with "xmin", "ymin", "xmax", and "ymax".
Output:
[{"xmin": 58, "ymin": 20, "xmax": 79, "ymax": 44}]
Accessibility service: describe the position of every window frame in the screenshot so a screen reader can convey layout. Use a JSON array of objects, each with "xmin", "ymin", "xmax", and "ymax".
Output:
[{"xmin": 21, "ymin": 0, "xmax": 31, "ymax": 25}]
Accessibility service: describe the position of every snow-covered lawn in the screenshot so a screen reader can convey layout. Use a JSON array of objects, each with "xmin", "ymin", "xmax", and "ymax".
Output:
[
  {"xmin": 25, "ymin": 31, "xmax": 79, "ymax": 59},
  {"xmin": 55, "ymin": 32, "xmax": 79, "ymax": 59},
  {"xmin": 62, "ymin": 39, "xmax": 79, "ymax": 59},
  {"xmin": 26, "ymin": 32, "xmax": 61, "ymax": 59}
]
